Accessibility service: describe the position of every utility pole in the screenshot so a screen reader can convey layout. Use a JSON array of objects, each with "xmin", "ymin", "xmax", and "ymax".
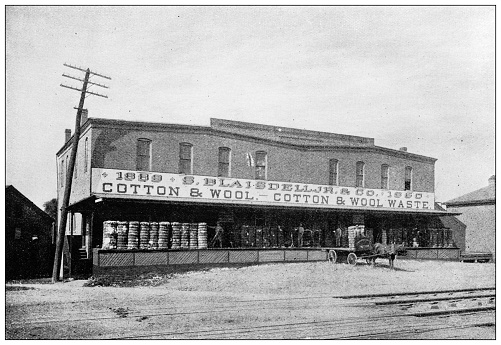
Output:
[{"xmin": 52, "ymin": 64, "xmax": 110, "ymax": 283}]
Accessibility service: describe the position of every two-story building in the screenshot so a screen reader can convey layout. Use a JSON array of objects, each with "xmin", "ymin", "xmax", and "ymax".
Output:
[
  {"xmin": 57, "ymin": 116, "xmax": 457, "ymax": 276},
  {"xmin": 6, "ymin": 185, "xmax": 55, "ymax": 279}
]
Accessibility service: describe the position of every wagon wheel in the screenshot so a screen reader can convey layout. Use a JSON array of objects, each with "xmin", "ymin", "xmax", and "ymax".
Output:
[
  {"xmin": 328, "ymin": 250, "xmax": 338, "ymax": 264},
  {"xmin": 347, "ymin": 252, "xmax": 357, "ymax": 265}
]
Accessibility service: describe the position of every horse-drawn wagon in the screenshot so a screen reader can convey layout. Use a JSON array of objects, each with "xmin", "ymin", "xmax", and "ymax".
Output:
[{"xmin": 325, "ymin": 225, "xmax": 406, "ymax": 269}]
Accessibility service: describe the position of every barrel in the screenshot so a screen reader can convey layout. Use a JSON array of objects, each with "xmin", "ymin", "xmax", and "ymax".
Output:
[
  {"xmin": 340, "ymin": 227, "xmax": 348, "ymax": 247},
  {"xmin": 231, "ymin": 226, "xmax": 241, "ymax": 247},
  {"xmin": 139, "ymin": 222, "xmax": 150, "ymax": 249},
  {"xmin": 268, "ymin": 227, "xmax": 276, "ymax": 247},
  {"xmin": 381, "ymin": 229, "xmax": 387, "ymax": 245},
  {"xmin": 149, "ymin": 222, "xmax": 159, "ymax": 249},
  {"xmin": 102, "ymin": 221, "xmax": 117, "ymax": 249},
  {"xmin": 263, "ymin": 226, "xmax": 273, "ymax": 248},
  {"xmin": 171, "ymin": 222, "xmax": 181, "ymax": 249},
  {"xmin": 241, "ymin": 225, "xmax": 250, "ymax": 247},
  {"xmin": 180, "ymin": 223, "xmax": 190, "ymax": 249},
  {"xmin": 197, "ymin": 222, "xmax": 208, "ymax": 249},
  {"xmin": 189, "ymin": 223, "xmax": 198, "ymax": 249},
  {"xmin": 391, "ymin": 228, "xmax": 397, "ymax": 244},
  {"xmin": 431, "ymin": 229, "xmax": 438, "ymax": 248},
  {"xmin": 158, "ymin": 222, "xmax": 170, "ymax": 249},
  {"xmin": 116, "ymin": 221, "xmax": 128, "ymax": 250},
  {"xmin": 127, "ymin": 221, "xmax": 139, "ymax": 249},
  {"xmin": 255, "ymin": 228, "xmax": 263, "ymax": 247},
  {"xmin": 277, "ymin": 226, "xmax": 284, "ymax": 247},
  {"xmin": 248, "ymin": 226, "xmax": 256, "ymax": 247},
  {"xmin": 388, "ymin": 228, "xmax": 394, "ymax": 245}
]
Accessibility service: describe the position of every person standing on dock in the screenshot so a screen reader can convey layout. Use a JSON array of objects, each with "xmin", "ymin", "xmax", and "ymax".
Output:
[
  {"xmin": 335, "ymin": 227, "xmax": 342, "ymax": 247},
  {"xmin": 211, "ymin": 222, "xmax": 224, "ymax": 248},
  {"xmin": 298, "ymin": 223, "xmax": 305, "ymax": 247}
]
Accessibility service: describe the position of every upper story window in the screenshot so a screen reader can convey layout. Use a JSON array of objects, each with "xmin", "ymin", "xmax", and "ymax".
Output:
[
  {"xmin": 84, "ymin": 137, "xmax": 89, "ymax": 173},
  {"xmin": 137, "ymin": 138, "xmax": 151, "ymax": 171},
  {"xmin": 179, "ymin": 142, "xmax": 193, "ymax": 174},
  {"xmin": 60, "ymin": 156, "xmax": 69, "ymax": 187},
  {"xmin": 329, "ymin": 159, "xmax": 338, "ymax": 186},
  {"xmin": 381, "ymin": 164, "xmax": 389, "ymax": 189},
  {"xmin": 356, "ymin": 161, "xmax": 365, "ymax": 188},
  {"xmin": 255, "ymin": 151, "xmax": 267, "ymax": 180},
  {"xmin": 74, "ymin": 156, "xmax": 78, "ymax": 179},
  {"xmin": 60, "ymin": 159, "xmax": 64, "ymax": 187},
  {"xmin": 218, "ymin": 147, "xmax": 231, "ymax": 177},
  {"xmin": 405, "ymin": 166, "xmax": 413, "ymax": 191}
]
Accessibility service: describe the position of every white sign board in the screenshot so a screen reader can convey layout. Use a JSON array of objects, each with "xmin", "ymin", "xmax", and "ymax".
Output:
[{"xmin": 92, "ymin": 168, "xmax": 435, "ymax": 211}]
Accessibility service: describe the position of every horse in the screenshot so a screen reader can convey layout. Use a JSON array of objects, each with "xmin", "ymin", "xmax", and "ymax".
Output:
[{"xmin": 371, "ymin": 242, "xmax": 406, "ymax": 269}]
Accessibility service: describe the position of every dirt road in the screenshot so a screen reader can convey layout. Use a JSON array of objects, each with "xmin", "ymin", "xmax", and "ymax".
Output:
[{"xmin": 5, "ymin": 260, "xmax": 495, "ymax": 339}]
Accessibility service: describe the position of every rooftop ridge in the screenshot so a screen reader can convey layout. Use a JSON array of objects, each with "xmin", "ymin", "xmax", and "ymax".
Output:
[
  {"xmin": 56, "ymin": 117, "xmax": 436, "ymax": 163},
  {"xmin": 210, "ymin": 118, "xmax": 374, "ymax": 145},
  {"xmin": 444, "ymin": 184, "xmax": 495, "ymax": 205}
]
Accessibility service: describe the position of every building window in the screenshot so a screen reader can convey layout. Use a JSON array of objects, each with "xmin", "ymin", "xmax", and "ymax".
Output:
[
  {"xmin": 218, "ymin": 147, "xmax": 231, "ymax": 177},
  {"xmin": 137, "ymin": 138, "xmax": 151, "ymax": 171},
  {"xmin": 60, "ymin": 159, "xmax": 64, "ymax": 187},
  {"xmin": 381, "ymin": 164, "xmax": 389, "ymax": 189},
  {"xmin": 179, "ymin": 142, "xmax": 193, "ymax": 174},
  {"xmin": 356, "ymin": 161, "xmax": 365, "ymax": 187},
  {"xmin": 405, "ymin": 166, "xmax": 412, "ymax": 191},
  {"xmin": 84, "ymin": 137, "xmax": 89, "ymax": 173},
  {"xmin": 329, "ymin": 159, "xmax": 338, "ymax": 186},
  {"xmin": 74, "ymin": 156, "xmax": 77, "ymax": 179},
  {"xmin": 255, "ymin": 151, "xmax": 267, "ymax": 180},
  {"xmin": 14, "ymin": 227, "xmax": 22, "ymax": 240}
]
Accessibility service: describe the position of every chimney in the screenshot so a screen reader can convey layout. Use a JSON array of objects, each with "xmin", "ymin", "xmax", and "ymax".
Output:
[
  {"xmin": 399, "ymin": 147, "xmax": 407, "ymax": 152},
  {"xmin": 488, "ymin": 175, "xmax": 495, "ymax": 186},
  {"xmin": 65, "ymin": 129, "xmax": 71, "ymax": 143},
  {"xmin": 80, "ymin": 109, "xmax": 88, "ymax": 127}
]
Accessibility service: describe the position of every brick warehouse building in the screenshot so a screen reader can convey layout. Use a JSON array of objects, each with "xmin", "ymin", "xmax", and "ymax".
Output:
[{"xmin": 56, "ymin": 116, "xmax": 459, "ymax": 276}]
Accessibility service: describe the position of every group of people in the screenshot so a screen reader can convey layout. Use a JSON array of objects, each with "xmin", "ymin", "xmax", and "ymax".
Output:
[
  {"xmin": 210, "ymin": 221, "xmax": 422, "ymax": 249},
  {"xmin": 210, "ymin": 222, "xmax": 317, "ymax": 248},
  {"xmin": 292, "ymin": 224, "xmax": 322, "ymax": 247}
]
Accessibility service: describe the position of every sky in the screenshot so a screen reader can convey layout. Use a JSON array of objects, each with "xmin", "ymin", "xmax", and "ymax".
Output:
[{"xmin": 5, "ymin": 5, "xmax": 495, "ymax": 209}]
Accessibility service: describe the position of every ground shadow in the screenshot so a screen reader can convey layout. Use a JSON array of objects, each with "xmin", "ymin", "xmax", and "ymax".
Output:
[{"xmin": 357, "ymin": 261, "xmax": 415, "ymax": 272}]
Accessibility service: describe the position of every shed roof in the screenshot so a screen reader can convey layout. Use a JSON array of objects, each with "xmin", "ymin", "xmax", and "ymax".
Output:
[{"xmin": 435, "ymin": 203, "xmax": 466, "ymax": 229}]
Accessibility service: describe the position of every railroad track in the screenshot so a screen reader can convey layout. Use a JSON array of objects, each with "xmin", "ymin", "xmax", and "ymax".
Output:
[
  {"xmin": 115, "ymin": 288, "xmax": 495, "ymax": 339},
  {"xmin": 115, "ymin": 309, "xmax": 494, "ymax": 339},
  {"xmin": 7, "ymin": 287, "xmax": 495, "ymax": 339},
  {"xmin": 9, "ymin": 287, "xmax": 495, "ymax": 324}
]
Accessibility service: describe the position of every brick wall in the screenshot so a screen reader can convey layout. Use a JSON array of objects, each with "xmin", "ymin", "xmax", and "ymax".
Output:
[{"xmin": 88, "ymin": 125, "xmax": 435, "ymax": 192}]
